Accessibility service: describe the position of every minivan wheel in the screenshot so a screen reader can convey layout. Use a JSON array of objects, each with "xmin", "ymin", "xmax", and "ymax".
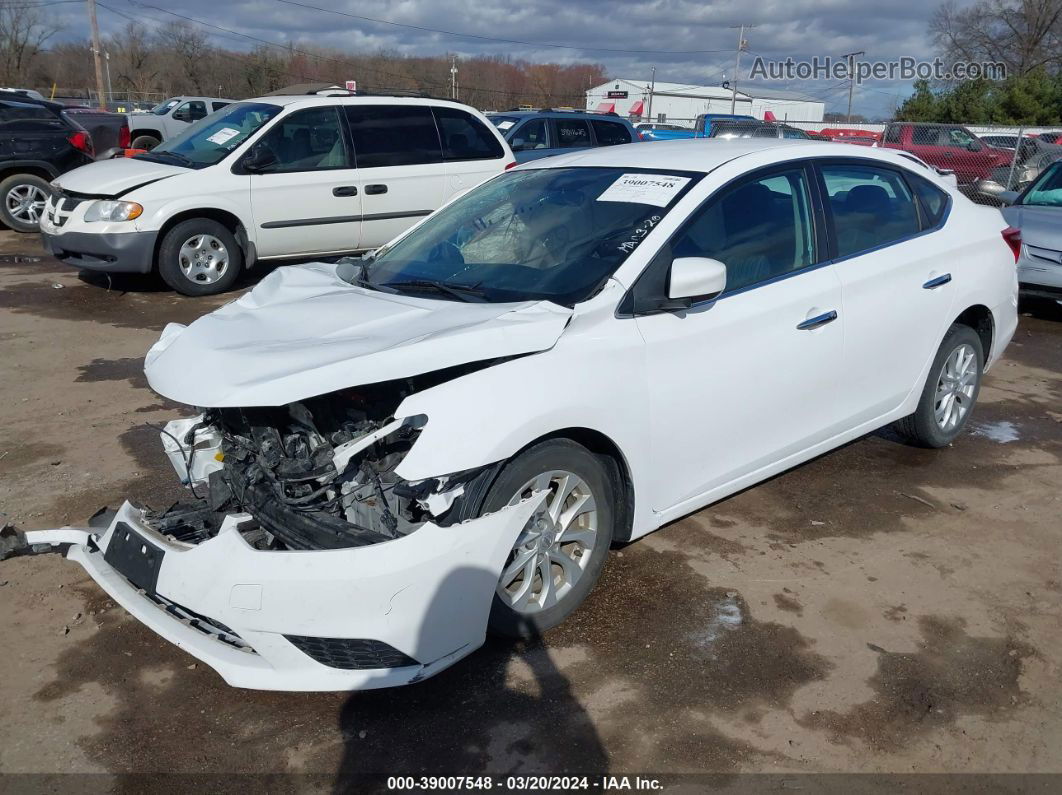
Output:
[
  {"xmin": 894, "ymin": 324, "xmax": 984, "ymax": 448},
  {"xmin": 158, "ymin": 218, "xmax": 243, "ymax": 296},
  {"xmin": 484, "ymin": 439, "xmax": 615, "ymax": 638},
  {"xmin": 0, "ymin": 173, "xmax": 50, "ymax": 232},
  {"xmin": 130, "ymin": 134, "xmax": 160, "ymax": 151}
]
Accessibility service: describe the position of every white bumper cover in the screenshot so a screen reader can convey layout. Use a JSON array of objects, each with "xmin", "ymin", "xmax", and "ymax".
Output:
[{"xmin": 27, "ymin": 494, "xmax": 544, "ymax": 691}]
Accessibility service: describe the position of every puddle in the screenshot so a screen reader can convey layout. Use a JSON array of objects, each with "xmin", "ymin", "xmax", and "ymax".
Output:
[{"xmin": 971, "ymin": 420, "xmax": 1020, "ymax": 444}]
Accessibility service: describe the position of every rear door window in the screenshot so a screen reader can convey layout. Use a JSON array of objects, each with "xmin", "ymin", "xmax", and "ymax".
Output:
[
  {"xmin": 0, "ymin": 101, "xmax": 63, "ymax": 131},
  {"xmin": 591, "ymin": 120, "xmax": 632, "ymax": 146},
  {"xmin": 820, "ymin": 163, "xmax": 921, "ymax": 257},
  {"xmin": 344, "ymin": 105, "xmax": 443, "ymax": 168},
  {"xmin": 432, "ymin": 106, "xmax": 504, "ymax": 161},
  {"xmin": 211, "ymin": 101, "xmax": 230, "ymax": 112},
  {"xmin": 554, "ymin": 118, "xmax": 591, "ymax": 148}
]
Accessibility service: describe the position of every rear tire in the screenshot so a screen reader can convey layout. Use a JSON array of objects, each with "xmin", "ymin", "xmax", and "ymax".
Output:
[
  {"xmin": 130, "ymin": 134, "xmax": 160, "ymax": 151},
  {"xmin": 0, "ymin": 173, "xmax": 50, "ymax": 232},
  {"xmin": 894, "ymin": 324, "xmax": 983, "ymax": 448},
  {"xmin": 157, "ymin": 218, "xmax": 243, "ymax": 296},
  {"xmin": 483, "ymin": 439, "xmax": 615, "ymax": 638}
]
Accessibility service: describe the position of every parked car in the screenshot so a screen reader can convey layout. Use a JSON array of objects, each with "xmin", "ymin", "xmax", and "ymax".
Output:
[
  {"xmin": 709, "ymin": 120, "xmax": 812, "ymax": 140},
  {"xmin": 126, "ymin": 95, "xmax": 235, "ymax": 150},
  {"xmin": 880, "ymin": 122, "xmax": 1011, "ymax": 185},
  {"xmin": 817, "ymin": 128, "xmax": 881, "ymax": 146},
  {"xmin": 489, "ymin": 109, "xmax": 640, "ymax": 163},
  {"xmin": 61, "ymin": 107, "xmax": 130, "ymax": 154},
  {"xmin": 987, "ymin": 137, "xmax": 1062, "ymax": 190},
  {"xmin": 1036, "ymin": 131, "xmax": 1062, "ymax": 146},
  {"xmin": 635, "ymin": 122, "xmax": 692, "ymax": 141},
  {"xmin": 638, "ymin": 113, "xmax": 758, "ymax": 141},
  {"xmin": 16, "ymin": 140, "xmax": 1017, "ymax": 691},
  {"xmin": 978, "ymin": 160, "xmax": 1062, "ymax": 301},
  {"xmin": 0, "ymin": 91, "xmax": 96, "ymax": 232},
  {"xmin": 39, "ymin": 96, "xmax": 514, "ymax": 295}
]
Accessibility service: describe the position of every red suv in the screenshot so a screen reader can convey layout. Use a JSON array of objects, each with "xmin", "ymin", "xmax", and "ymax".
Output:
[{"xmin": 881, "ymin": 122, "xmax": 1011, "ymax": 184}]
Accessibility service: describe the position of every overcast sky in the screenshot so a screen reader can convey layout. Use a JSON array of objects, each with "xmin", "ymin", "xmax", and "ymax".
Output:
[{"xmin": 45, "ymin": 0, "xmax": 959, "ymax": 119}]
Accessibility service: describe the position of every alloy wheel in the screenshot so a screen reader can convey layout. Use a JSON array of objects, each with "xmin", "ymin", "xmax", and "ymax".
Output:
[
  {"xmin": 934, "ymin": 343, "xmax": 978, "ymax": 432},
  {"xmin": 5, "ymin": 183, "xmax": 47, "ymax": 224},
  {"xmin": 496, "ymin": 470, "xmax": 599, "ymax": 614}
]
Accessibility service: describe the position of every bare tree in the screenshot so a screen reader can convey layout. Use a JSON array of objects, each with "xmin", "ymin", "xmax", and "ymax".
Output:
[
  {"xmin": 932, "ymin": 0, "xmax": 1062, "ymax": 76},
  {"xmin": 0, "ymin": 0, "xmax": 60, "ymax": 85},
  {"xmin": 108, "ymin": 22, "xmax": 158, "ymax": 100},
  {"xmin": 154, "ymin": 21, "xmax": 210, "ymax": 94}
]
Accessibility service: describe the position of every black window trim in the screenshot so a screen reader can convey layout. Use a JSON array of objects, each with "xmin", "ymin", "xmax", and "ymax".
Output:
[
  {"xmin": 811, "ymin": 156, "xmax": 952, "ymax": 264},
  {"xmin": 618, "ymin": 158, "xmax": 829, "ymax": 316}
]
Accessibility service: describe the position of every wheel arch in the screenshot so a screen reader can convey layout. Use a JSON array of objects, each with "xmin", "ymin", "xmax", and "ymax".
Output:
[
  {"xmin": 953, "ymin": 304, "xmax": 994, "ymax": 360},
  {"xmin": 0, "ymin": 163, "xmax": 59, "ymax": 183},
  {"xmin": 129, "ymin": 128, "xmax": 162, "ymax": 142},
  {"xmin": 153, "ymin": 208, "xmax": 250, "ymax": 271}
]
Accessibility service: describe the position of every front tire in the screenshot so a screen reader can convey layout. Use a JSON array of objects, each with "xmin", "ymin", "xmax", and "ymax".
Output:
[
  {"xmin": 483, "ymin": 439, "xmax": 615, "ymax": 638},
  {"xmin": 0, "ymin": 173, "xmax": 50, "ymax": 232},
  {"xmin": 157, "ymin": 218, "xmax": 243, "ymax": 296},
  {"xmin": 894, "ymin": 324, "xmax": 983, "ymax": 448}
]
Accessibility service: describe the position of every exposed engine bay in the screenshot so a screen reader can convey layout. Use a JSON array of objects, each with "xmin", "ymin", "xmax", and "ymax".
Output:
[{"xmin": 150, "ymin": 369, "xmax": 497, "ymax": 551}]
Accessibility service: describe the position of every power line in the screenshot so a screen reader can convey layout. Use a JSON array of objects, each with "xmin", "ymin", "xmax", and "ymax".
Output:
[{"xmin": 270, "ymin": 0, "xmax": 736, "ymax": 55}]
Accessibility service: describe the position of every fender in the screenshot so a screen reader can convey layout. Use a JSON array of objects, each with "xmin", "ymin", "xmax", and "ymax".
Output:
[{"xmin": 0, "ymin": 159, "xmax": 60, "ymax": 179}]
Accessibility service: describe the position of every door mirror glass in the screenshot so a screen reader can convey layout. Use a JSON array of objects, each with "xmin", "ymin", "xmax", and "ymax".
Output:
[
  {"xmin": 668, "ymin": 257, "xmax": 727, "ymax": 300},
  {"xmin": 240, "ymin": 145, "xmax": 278, "ymax": 173}
]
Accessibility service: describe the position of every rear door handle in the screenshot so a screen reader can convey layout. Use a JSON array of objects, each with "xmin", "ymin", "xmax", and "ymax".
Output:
[
  {"xmin": 923, "ymin": 273, "xmax": 952, "ymax": 289},
  {"xmin": 796, "ymin": 310, "xmax": 838, "ymax": 331},
  {"xmin": 365, "ymin": 184, "xmax": 388, "ymax": 195},
  {"xmin": 332, "ymin": 185, "xmax": 358, "ymax": 197}
]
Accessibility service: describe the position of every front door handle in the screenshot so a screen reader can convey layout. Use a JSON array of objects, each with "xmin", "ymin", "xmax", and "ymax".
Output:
[
  {"xmin": 797, "ymin": 310, "xmax": 838, "ymax": 330},
  {"xmin": 332, "ymin": 185, "xmax": 358, "ymax": 197},
  {"xmin": 365, "ymin": 184, "xmax": 388, "ymax": 195},
  {"xmin": 923, "ymin": 273, "xmax": 952, "ymax": 289}
]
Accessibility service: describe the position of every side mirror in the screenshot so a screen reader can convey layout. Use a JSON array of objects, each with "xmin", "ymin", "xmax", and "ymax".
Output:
[
  {"xmin": 172, "ymin": 109, "xmax": 189, "ymax": 122},
  {"xmin": 240, "ymin": 146, "xmax": 277, "ymax": 174},
  {"xmin": 668, "ymin": 257, "xmax": 727, "ymax": 302},
  {"xmin": 975, "ymin": 179, "xmax": 1019, "ymax": 205}
]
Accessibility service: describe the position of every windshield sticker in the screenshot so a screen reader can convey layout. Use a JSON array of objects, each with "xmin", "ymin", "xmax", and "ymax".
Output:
[
  {"xmin": 597, "ymin": 173, "xmax": 691, "ymax": 207},
  {"xmin": 496, "ymin": 120, "xmax": 515, "ymax": 130},
  {"xmin": 206, "ymin": 127, "xmax": 240, "ymax": 145},
  {"xmin": 617, "ymin": 214, "xmax": 662, "ymax": 253}
]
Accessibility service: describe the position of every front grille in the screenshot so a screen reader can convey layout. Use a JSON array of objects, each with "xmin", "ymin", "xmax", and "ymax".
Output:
[
  {"xmin": 284, "ymin": 635, "xmax": 418, "ymax": 670},
  {"xmin": 47, "ymin": 191, "xmax": 87, "ymax": 228}
]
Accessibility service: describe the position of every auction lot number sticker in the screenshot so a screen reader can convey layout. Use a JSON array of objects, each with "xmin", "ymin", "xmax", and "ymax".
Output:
[{"xmin": 596, "ymin": 173, "xmax": 691, "ymax": 207}]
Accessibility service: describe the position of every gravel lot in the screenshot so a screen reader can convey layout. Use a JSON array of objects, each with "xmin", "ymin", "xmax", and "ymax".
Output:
[{"xmin": 1, "ymin": 230, "xmax": 1060, "ymax": 787}]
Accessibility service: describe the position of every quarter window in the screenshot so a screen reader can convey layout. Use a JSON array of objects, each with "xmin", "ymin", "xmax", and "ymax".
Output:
[
  {"xmin": 510, "ymin": 118, "xmax": 548, "ymax": 151},
  {"xmin": 251, "ymin": 107, "xmax": 350, "ymax": 173},
  {"xmin": 908, "ymin": 174, "xmax": 949, "ymax": 228},
  {"xmin": 820, "ymin": 164, "xmax": 921, "ymax": 257},
  {"xmin": 345, "ymin": 105, "xmax": 442, "ymax": 168},
  {"xmin": 591, "ymin": 120, "xmax": 631, "ymax": 146},
  {"xmin": 555, "ymin": 119, "xmax": 591, "ymax": 148},
  {"xmin": 432, "ymin": 106, "xmax": 503, "ymax": 161},
  {"xmin": 670, "ymin": 167, "xmax": 816, "ymax": 294}
]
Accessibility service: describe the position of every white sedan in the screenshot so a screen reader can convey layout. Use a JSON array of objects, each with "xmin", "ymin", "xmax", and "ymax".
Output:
[{"xmin": 14, "ymin": 139, "xmax": 1018, "ymax": 690}]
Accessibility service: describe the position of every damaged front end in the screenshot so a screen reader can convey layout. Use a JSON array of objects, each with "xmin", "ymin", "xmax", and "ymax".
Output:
[{"xmin": 153, "ymin": 372, "xmax": 496, "ymax": 553}]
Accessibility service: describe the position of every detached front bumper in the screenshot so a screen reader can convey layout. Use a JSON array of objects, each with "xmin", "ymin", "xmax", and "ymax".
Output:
[{"xmin": 23, "ymin": 495, "xmax": 544, "ymax": 691}]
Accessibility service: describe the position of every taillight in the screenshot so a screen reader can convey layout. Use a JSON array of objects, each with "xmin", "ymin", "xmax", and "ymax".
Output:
[
  {"xmin": 504, "ymin": 161, "xmax": 517, "ymax": 170},
  {"xmin": 1001, "ymin": 226, "xmax": 1021, "ymax": 262},
  {"xmin": 68, "ymin": 130, "xmax": 94, "ymax": 157},
  {"xmin": 118, "ymin": 124, "xmax": 130, "ymax": 149}
]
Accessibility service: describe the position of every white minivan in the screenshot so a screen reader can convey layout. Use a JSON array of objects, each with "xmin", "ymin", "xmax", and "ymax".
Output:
[{"xmin": 39, "ymin": 95, "xmax": 514, "ymax": 295}]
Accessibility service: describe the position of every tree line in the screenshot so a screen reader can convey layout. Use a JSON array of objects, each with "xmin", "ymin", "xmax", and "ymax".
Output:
[
  {"xmin": 0, "ymin": 6, "xmax": 607, "ymax": 110},
  {"xmin": 897, "ymin": 0, "xmax": 1062, "ymax": 123}
]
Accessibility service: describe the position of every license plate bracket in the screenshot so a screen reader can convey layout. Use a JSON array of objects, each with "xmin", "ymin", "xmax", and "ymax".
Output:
[{"xmin": 104, "ymin": 522, "xmax": 165, "ymax": 595}]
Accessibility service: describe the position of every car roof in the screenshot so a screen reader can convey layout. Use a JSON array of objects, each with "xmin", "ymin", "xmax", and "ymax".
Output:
[
  {"xmin": 516, "ymin": 138, "xmax": 941, "ymax": 175},
  {"xmin": 489, "ymin": 109, "xmax": 630, "ymax": 122},
  {"xmin": 240, "ymin": 94, "xmax": 497, "ymax": 114}
]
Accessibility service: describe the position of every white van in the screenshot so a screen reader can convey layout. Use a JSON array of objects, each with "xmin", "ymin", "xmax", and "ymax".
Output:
[{"xmin": 39, "ymin": 95, "xmax": 515, "ymax": 295}]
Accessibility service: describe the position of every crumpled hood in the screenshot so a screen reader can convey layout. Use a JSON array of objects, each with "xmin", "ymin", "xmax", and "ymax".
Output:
[
  {"xmin": 1002, "ymin": 204, "xmax": 1062, "ymax": 251},
  {"xmin": 53, "ymin": 157, "xmax": 186, "ymax": 197},
  {"xmin": 144, "ymin": 262, "xmax": 573, "ymax": 407}
]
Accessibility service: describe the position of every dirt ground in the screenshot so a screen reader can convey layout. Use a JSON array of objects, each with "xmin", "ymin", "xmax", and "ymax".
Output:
[{"xmin": 0, "ymin": 230, "xmax": 1060, "ymax": 789}]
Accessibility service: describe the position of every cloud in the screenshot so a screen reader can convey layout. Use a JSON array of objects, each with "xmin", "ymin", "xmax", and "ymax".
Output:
[{"xmin": 45, "ymin": 0, "xmax": 950, "ymax": 117}]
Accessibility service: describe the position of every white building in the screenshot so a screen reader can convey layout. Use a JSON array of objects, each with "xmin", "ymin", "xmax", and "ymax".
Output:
[{"xmin": 586, "ymin": 78, "xmax": 825, "ymax": 127}]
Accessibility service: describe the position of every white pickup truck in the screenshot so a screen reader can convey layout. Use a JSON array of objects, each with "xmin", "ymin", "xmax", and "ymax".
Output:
[{"xmin": 127, "ymin": 96, "xmax": 234, "ymax": 150}]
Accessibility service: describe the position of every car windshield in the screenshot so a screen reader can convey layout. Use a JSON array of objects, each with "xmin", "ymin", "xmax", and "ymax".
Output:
[
  {"xmin": 361, "ymin": 166, "xmax": 700, "ymax": 306},
  {"xmin": 137, "ymin": 102, "xmax": 282, "ymax": 169},
  {"xmin": 150, "ymin": 98, "xmax": 180, "ymax": 116},
  {"xmin": 1021, "ymin": 162, "xmax": 1062, "ymax": 207}
]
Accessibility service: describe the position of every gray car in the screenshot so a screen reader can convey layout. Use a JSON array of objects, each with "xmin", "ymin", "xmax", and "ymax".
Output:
[{"xmin": 982, "ymin": 161, "xmax": 1062, "ymax": 301}]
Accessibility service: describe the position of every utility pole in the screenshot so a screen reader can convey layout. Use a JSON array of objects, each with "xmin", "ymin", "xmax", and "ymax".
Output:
[
  {"xmin": 842, "ymin": 50, "xmax": 864, "ymax": 123},
  {"xmin": 103, "ymin": 51, "xmax": 113, "ymax": 106},
  {"xmin": 646, "ymin": 66, "xmax": 656, "ymax": 123},
  {"xmin": 86, "ymin": 0, "xmax": 107, "ymax": 109},
  {"xmin": 729, "ymin": 24, "xmax": 753, "ymax": 115},
  {"xmin": 450, "ymin": 56, "xmax": 458, "ymax": 100}
]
